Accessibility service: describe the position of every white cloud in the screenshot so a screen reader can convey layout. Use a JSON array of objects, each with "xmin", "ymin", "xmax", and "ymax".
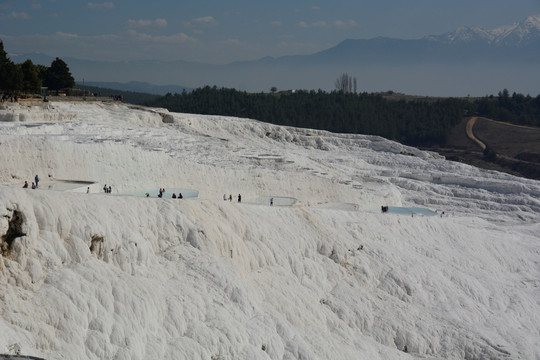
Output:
[
  {"xmin": 298, "ymin": 21, "xmax": 327, "ymax": 28},
  {"xmin": 154, "ymin": 33, "xmax": 194, "ymax": 44},
  {"xmin": 154, "ymin": 18, "xmax": 167, "ymax": 28},
  {"xmin": 127, "ymin": 19, "xmax": 151, "ymax": 28},
  {"xmin": 126, "ymin": 18, "xmax": 168, "ymax": 29},
  {"xmin": 298, "ymin": 19, "xmax": 357, "ymax": 29},
  {"xmin": 126, "ymin": 30, "xmax": 194, "ymax": 44},
  {"xmin": 3, "ymin": 12, "xmax": 31, "ymax": 19},
  {"xmin": 87, "ymin": 2, "xmax": 114, "ymax": 9},
  {"xmin": 334, "ymin": 20, "xmax": 357, "ymax": 29},
  {"xmin": 56, "ymin": 32, "xmax": 79, "ymax": 38},
  {"xmin": 185, "ymin": 16, "xmax": 218, "ymax": 28}
]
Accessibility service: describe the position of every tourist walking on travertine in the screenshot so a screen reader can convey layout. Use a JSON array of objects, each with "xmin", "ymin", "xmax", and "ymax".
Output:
[
  {"xmin": 34, "ymin": 174, "xmax": 39, "ymax": 187},
  {"xmin": 270, "ymin": 198, "xmax": 273, "ymax": 206},
  {"xmin": 238, "ymin": 194, "xmax": 241, "ymax": 203}
]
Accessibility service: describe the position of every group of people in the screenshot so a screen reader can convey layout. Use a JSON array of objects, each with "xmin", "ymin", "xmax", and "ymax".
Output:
[
  {"xmin": 1, "ymin": 94, "xmax": 18, "ymax": 102},
  {"xmin": 22, "ymin": 175, "xmax": 39, "ymax": 189},
  {"xmin": 155, "ymin": 188, "xmax": 183, "ymax": 199},
  {"xmin": 103, "ymin": 184, "xmax": 112, "ymax": 193},
  {"xmin": 221, "ymin": 194, "xmax": 277, "ymax": 206},
  {"xmin": 223, "ymin": 194, "xmax": 241, "ymax": 203}
]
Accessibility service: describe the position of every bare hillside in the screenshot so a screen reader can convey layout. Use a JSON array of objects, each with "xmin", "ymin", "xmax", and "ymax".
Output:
[{"xmin": 431, "ymin": 117, "xmax": 540, "ymax": 180}]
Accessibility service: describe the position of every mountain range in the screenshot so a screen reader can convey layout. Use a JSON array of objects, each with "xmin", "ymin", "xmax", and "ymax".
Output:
[
  {"xmin": 10, "ymin": 15, "xmax": 540, "ymax": 96},
  {"xmin": 429, "ymin": 14, "xmax": 540, "ymax": 45}
]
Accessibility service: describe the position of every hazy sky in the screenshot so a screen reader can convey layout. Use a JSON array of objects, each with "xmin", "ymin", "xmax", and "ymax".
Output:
[{"xmin": 1, "ymin": 0, "xmax": 539, "ymax": 64}]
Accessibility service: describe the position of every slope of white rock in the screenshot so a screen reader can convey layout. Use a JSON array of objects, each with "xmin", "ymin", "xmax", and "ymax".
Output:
[{"xmin": 0, "ymin": 101, "xmax": 539, "ymax": 359}]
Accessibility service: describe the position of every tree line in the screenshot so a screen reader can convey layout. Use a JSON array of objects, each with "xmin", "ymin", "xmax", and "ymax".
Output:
[
  {"xmin": 0, "ymin": 41, "xmax": 75, "ymax": 96},
  {"xmin": 146, "ymin": 86, "xmax": 465, "ymax": 146},
  {"xmin": 146, "ymin": 86, "xmax": 540, "ymax": 147},
  {"xmin": 474, "ymin": 89, "xmax": 540, "ymax": 127}
]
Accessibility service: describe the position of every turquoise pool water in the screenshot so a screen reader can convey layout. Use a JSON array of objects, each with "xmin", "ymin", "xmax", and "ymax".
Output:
[
  {"xmin": 130, "ymin": 189, "xmax": 199, "ymax": 199},
  {"xmin": 41, "ymin": 180, "xmax": 95, "ymax": 191},
  {"xmin": 242, "ymin": 196, "xmax": 297, "ymax": 206},
  {"xmin": 384, "ymin": 206, "xmax": 437, "ymax": 216}
]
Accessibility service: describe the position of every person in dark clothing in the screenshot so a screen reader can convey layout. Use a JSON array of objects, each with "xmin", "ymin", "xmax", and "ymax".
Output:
[
  {"xmin": 172, "ymin": 193, "xmax": 177, "ymax": 199},
  {"xmin": 34, "ymin": 175, "xmax": 39, "ymax": 187},
  {"xmin": 238, "ymin": 194, "xmax": 241, "ymax": 203},
  {"xmin": 178, "ymin": 193, "xmax": 183, "ymax": 199},
  {"xmin": 23, "ymin": 181, "xmax": 28, "ymax": 188}
]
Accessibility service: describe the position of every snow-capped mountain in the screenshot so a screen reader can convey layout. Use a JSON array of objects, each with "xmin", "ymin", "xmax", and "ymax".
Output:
[{"xmin": 429, "ymin": 14, "xmax": 540, "ymax": 45}]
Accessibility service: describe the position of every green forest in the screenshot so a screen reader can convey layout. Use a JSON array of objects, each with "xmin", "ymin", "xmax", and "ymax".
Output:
[
  {"xmin": 146, "ymin": 86, "xmax": 540, "ymax": 147},
  {"xmin": 0, "ymin": 41, "xmax": 74, "ymax": 96}
]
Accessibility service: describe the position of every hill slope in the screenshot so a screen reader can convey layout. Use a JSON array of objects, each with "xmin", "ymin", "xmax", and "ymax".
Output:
[
  {"xmin": 436, "ymin": 116, "xmax": 540, "ymax": 179},
  {"xmin": 0, "ymin": 102, "xmax": 539, "ymax": 359}
]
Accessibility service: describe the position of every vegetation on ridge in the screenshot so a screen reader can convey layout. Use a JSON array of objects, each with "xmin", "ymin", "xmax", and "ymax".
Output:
[
  {"xmin": 0, "ymin": 40, "xmax": 74, "ymax": 95},
  {"xmin": 146, "ymin": 85, "xmax": 540, "ymax": 147}
]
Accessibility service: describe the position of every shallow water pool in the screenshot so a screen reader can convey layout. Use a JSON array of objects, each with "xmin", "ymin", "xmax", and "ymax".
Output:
[
  {"xmin": 40, "ymin": 180, "xmax": 95, "ymax": 191},
  {"xmin": 384, "ymin": 206, "xmax": 437, "ymax": 216},
  {"xmin": 242, "ymin": 196, "xmax": 297, "ymax": 206},
  {"xmin": 129, "ymin": 188, "xmax": 199, "ymax": 199}
]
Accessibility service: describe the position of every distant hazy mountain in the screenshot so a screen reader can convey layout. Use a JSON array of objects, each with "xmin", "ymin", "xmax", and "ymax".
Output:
[
  {"xmin": 82, "ymin": 81, "xmax": 191, "ymax": 96},
  {"xmin": 308, "ymin": 14, "xmax": 540, "ymax": 65},
  {"xmin": 9, "ymin": 15, "xmax": 540, "ymax": 96}
]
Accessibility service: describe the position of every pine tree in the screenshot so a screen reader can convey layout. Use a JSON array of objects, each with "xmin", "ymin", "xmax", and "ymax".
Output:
[
  {"xmin": 0, "ymin": 41, "xmax": 23, "ymax": 93},
  {"xmin": 20, "ymin": 59, "xmax": 41, "ymax": 94},
  {"xmin": 42, "ymin": 57, "xmax": 75, "ymax": 93}
]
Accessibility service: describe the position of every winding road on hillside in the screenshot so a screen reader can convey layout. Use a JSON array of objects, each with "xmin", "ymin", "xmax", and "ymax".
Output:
[
  {"xmin": 466, "ymin": 116, "xmax": 540, "ymax": 151},
  {"xmin": 465, "ymin": 117, "xmax": 486, "ymax": 150}
]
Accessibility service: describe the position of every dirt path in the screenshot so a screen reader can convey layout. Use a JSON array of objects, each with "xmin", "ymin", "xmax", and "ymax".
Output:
[{"xmin": 465, "ymin": 117, "xmax": 486, "ymax": 150}]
